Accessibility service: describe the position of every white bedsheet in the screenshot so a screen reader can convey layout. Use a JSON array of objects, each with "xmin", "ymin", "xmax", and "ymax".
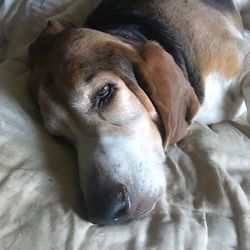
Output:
[{"xmin": 0, "ymin": 1, "xmax": 250, "ymax": 249}]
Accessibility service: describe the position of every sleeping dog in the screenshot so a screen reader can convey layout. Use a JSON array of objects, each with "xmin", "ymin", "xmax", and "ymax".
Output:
[{"xmin": 29, "ymin": 0, "xmax": 250, "ymax": 225}]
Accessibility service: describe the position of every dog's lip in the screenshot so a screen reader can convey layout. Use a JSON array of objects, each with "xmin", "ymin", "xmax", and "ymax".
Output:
[
  {"xmin": 131, "ymin": 188, "xmax": 164, "ymax": 219},
  {"xmin": 132, "ymin": 196, "xmax": 159, "ymax": 218},
  {"xmin": 97, "ymin": 202, "xmax": 156, "ymax": 224},
  {"xmin": 134, "ymin": 203, "xmax": 156, "ymax": 218}
]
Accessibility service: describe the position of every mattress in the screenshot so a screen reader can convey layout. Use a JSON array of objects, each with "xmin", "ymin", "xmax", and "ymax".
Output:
[{"xmin": 0, "ymin": 1, "xmax": 250, "ymax": 249}]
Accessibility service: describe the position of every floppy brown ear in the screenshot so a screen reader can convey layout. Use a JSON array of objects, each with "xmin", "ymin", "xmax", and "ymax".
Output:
[
  {"xmin": 29, "ymin": 20, "xmax": 65, "ymax": 64},
  {"xmin": 132, "ymin": 42, "xmax": 200, "ymax": 149}
]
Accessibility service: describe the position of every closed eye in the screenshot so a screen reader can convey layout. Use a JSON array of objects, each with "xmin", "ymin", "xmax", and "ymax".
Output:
[{"xmin": 92, "ymin": 83, "xmax": 115, "ymax": 110}]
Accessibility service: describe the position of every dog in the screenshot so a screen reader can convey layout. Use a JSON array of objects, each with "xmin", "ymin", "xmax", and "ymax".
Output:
[{"xmin": 29, "ymin": 0, "xmax": 250, "ymax": 225}]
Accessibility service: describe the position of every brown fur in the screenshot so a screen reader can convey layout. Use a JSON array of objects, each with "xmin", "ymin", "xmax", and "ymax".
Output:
[
  {"xmin": 28, "ymin": 0, "xmax": 250, "ymax": 225},
  {"xmin": 29, "ymin": 1, "xmax": 250, "ymax": 147},
  {"xmin": 29, "ymin": 24, "xmax": 199, "ymax": 148}
]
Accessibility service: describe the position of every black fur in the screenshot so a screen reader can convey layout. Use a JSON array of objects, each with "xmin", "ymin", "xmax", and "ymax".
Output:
[{"xmin": 85, "ymin": 2, "xmax": 204, "ymax": 103}]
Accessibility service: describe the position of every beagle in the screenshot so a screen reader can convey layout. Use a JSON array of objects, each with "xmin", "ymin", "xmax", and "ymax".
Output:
[{"xmin": 29, "ymin": 0, "xmax": 250, "ymax": 225}]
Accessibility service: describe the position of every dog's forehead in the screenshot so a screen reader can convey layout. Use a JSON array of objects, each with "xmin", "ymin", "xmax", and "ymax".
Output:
[
  {"xmin": 55, "ymin": 28, "xmax": 125, "ymax": 56},
  {"xmin": 51, "ymin": 29, "xmax": 134, "ymax": 85}
]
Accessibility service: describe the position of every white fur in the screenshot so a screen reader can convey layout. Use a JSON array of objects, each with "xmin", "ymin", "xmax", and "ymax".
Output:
[
  {"xmin": 242, "ymin": 73, "xmax": 250, "ymax": 123},
  {"xmin": 227, "ymin": 21, "xmax": 244, "ymax": 40},
  {"xmin": 76, "ymin": 109, "xmax": 166, "ymax": 214},
  {"xmin": 195, "ymin": 73, "xmax": 246, "ymax": 124},
  {"xmin": 79, "ymin": 133, "xmax": 166, "ymax": 194},
  {"xmin": 233, "ymin": 0, "xmax": 250, "ymax": 10}
]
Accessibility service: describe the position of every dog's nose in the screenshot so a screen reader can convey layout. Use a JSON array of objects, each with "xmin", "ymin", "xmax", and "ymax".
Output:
[{"xmin": 86, "ymin": 184, "xmax": 131, "ymax": 225}]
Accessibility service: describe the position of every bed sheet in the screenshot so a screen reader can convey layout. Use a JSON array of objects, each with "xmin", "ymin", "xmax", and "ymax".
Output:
[
  {"xmin": 0, "ymin": 1, "xmax": 250, "ymax": 250},
  {"xmin": 0, "ymin": 0, "xmax": 101, "ymax": 61}
]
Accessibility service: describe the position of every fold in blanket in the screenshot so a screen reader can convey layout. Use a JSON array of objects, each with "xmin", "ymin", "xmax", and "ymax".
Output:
[{"xmin": 0, "ymin": 1, "xmax": 250, "ymax": 249}]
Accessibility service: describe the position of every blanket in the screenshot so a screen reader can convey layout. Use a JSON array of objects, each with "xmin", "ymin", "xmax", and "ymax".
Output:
[{"xmin": 0, "ymin": 1, "xmax": 250, "ymax": 249}]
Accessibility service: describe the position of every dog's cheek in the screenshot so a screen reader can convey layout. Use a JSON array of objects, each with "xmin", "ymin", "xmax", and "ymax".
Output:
[{"xmin": 38, "ymin": 89, "xmax": 75, "ymax": 140}]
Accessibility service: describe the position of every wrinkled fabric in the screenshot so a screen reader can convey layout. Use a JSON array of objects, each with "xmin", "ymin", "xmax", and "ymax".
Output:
[{"xmin": 0, "ymin": 1, "xmax": 250, "ymax": 249}]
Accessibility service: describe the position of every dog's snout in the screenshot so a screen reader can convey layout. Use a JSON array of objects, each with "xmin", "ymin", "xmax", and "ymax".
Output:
[{"xmin": 86, "ymin": 183, "xmax": 131, "ymax": 225}]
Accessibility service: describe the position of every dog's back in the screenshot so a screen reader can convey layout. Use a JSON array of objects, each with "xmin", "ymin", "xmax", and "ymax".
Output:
[
  {"xmin": 86, "ymin": 0, "xmax": 249, "ymax": 123},
  {"xmin": 92, "ymin": 0, "xmax": 244, "ymax": 75}
]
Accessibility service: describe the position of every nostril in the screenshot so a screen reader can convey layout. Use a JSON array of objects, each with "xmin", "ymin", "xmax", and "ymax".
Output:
[
  {"xmin": 85, "ymin": 183, "xmax": 132, "ymax": 225},
  {"xmin": 112, "ymin": 185, "xmax": 131, "ymax": 222}
]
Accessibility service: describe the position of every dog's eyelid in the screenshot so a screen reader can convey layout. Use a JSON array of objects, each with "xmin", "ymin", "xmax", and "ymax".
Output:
[
  {"xmin": 92, "ymin": 82, "xmax": 116, "ymax": 97},
  {"xmin": 91, "ymin": 83, "xmax": 116, "ymax": 110},
  {"xmin": 98, "ymin": 82, "xmax": 115, "ymax": 95}
]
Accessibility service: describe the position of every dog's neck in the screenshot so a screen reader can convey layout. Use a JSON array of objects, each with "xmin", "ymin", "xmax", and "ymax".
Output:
[{"xmin": 85, "ymin": 6, "xmax": 203, "ymax": 103}]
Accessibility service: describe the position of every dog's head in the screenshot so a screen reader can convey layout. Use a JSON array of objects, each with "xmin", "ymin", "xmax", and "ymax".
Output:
[{"xmin": 29, "ymin": 21, "xmax": 199, "ymax": 225}]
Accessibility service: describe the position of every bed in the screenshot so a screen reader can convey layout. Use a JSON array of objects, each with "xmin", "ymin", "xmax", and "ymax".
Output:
[{"xmin": 0, "ymin": 0, "xmax": 250, "ymax": 249}]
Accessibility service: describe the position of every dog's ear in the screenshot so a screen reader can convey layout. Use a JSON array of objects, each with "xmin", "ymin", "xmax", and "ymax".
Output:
[
  {"xmin": 29, "ymin": 20, "xmax": 65, "ymax": 64},
  {"xmin": 130, "ymin": 42, "xmax": 200, "ymax": 149},
  {"xmin": 29, "ymin": 20, "xmax": 64, "ymax": 100}
]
